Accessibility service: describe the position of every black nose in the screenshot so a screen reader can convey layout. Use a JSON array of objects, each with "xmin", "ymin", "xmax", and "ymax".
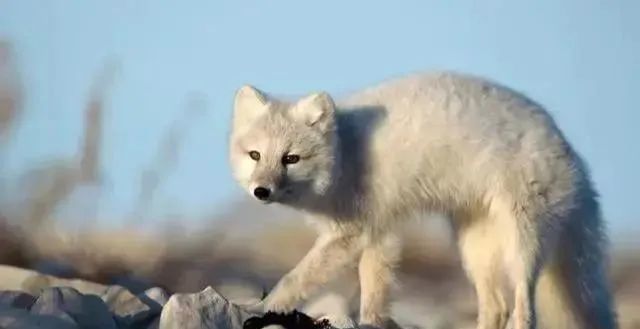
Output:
[{"xmin": 253, "ymin": 187, "xmax": 271, "ymax": 200}]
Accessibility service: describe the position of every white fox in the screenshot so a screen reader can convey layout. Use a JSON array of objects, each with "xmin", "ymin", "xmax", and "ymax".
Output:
[{"xmin": 228, "ymin": 71, "xmax": 617, "ymax": 329}]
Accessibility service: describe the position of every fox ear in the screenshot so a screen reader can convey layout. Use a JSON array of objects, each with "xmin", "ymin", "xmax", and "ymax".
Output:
[
  {"xmin": 233, "ymin": 85, "xmax": 268, "ymax": 125},
  {"xmin": 291, "ymin": 92, "xmax": 336, "ymax": 131}
]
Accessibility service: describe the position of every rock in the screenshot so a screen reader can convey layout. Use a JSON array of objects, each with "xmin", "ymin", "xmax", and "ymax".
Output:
[
  {"xmin": 0, "ymin": 266, "xmax": 41, "ymax": 292},
  {"xmin": 0, "ymin": 291, "xmax": 37, "ymax": 309},
  {"xmin": 0, "ymin": 307, "xmax": 79, "ymax": 329},
  {"xmin": 302, "ymin": 291, "xmax": 353, "ymax": 321},
  {"xmin": 160, "ymin": 287, "xmax": 358, "ymax": 329},
  {"xmin": 316, "ymin": 315, "xmax": 357, "ymax": 329},
  {"xmin": 159, "ymin": 286, "xmax": 253, "ymax": 329},
  {"xmin": 139, "ymin": 287, "xmax": 170, "ymax": 308},
  {"xmin": 102, "ymin": 285, "xmax": 160, "ymax": 327},
  {"xmin": 215, "ymin": 281, "xmax": 264, "ymax": 306},
  {"xmin": 136, "ymin": 288, "xmax": 170, "ymax": 329},
  {"xmin": 0, "ymin": 265, "xmax": 109, "ymax": 296},
  {"xmin": 111, "ymin": 275, "xmax": 155, "ymax": 294},
  {"xmin": 23, "ymin": 274, "xmax": 109, "ymax": 297},
  {"xmin": 30, "ymin": 289, "xmax": 77, "ymax": 326},
  {"xmin": 146, "ymin": 316, "xmax": 160, "ymax": 329},
  {"xmin": 31, "ymin": 287, "xmax": 117, "ymax": 329}
]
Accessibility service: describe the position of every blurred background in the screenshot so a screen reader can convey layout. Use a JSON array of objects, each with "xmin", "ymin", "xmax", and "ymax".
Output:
[{"xmin": 1, "ymin": 1, "xmax": 639, "ymax": 328}]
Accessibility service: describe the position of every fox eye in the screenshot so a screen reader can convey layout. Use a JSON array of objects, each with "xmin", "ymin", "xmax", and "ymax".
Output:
[
  {"xmin": 248, "ymin": 150, "xmax": 261, "ymax": 161},
  {"xmin": 282, "ymin": 154, "xmax": 300, "ymax": 165}
]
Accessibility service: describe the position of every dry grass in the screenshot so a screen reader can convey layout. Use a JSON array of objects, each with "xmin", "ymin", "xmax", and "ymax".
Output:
[
  {"xmin": 0, "ymin": 40, "xmax": 22, "ymax": 144},
  {"xmin": 133, "ymin": 93, "xmax": 206, "ymax": 222}
]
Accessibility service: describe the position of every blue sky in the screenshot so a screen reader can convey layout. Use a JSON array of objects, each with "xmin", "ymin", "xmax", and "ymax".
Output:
[{"xmin": 0, "ymin": 1, "xmax": 638, "ymax": 234}]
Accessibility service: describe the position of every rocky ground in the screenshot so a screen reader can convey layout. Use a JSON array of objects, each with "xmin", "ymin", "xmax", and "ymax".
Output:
[
  {"xmin": 0, "ymin": 209, "xmax": 638, "ymax": 329},
  {"xmin": 0, "ymin": 234, "xmax": 640, "ymax": 329},
  {"xmin": 1, "ymin": 249, "xmax": 639, "ymax": 329},
  {"xmin": 0, "ymin": 265, "xmax": 360, "ymax": 329},
  {"xmin": 0, "ymin": 265, "xmax": 258, "ymax": 329}
]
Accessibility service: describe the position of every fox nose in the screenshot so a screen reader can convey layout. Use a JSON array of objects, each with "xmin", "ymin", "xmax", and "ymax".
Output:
[{"xmin": 253, "ymin": 187, "xmax": 271, "ymax": 200}]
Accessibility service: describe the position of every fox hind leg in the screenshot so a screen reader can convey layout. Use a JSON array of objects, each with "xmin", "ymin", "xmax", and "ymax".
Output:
[
  {"xmin": 499, "ymin": 199, "xmax": 561, "ymax": 329},
  {"xmin": 456, "ymin": 214, "xmax": 510, "ymax": 329}
]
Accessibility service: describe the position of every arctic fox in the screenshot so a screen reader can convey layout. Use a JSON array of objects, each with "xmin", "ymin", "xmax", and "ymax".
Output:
[{"xmin": 228, "ymin": 71, "xmax": 617, "ymax": 329}]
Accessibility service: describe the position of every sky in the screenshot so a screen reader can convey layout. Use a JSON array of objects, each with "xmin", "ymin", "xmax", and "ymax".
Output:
[{"xmin": 0, "ymin": 1, "xmax": 638, "ymax": 235}]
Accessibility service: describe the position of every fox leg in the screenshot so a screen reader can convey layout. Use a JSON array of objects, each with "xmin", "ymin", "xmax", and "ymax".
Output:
[
  {"xmin": 358, "ymin": 233, "xmax": 400, "ymax": 328},
  {"xmin": 497, "ymin": 198, "xmax": 560, "ymax": 329},
  {"xmin": 257, "ymin": 232, "xmax": 362, "ymax": 313},
  {"xmin": 456, "ymin": 214, "xmax": 510, "ymax": 329},
  {"xmin": 509, "ymin": 233, "xmax": 541, "ymax": 329}
]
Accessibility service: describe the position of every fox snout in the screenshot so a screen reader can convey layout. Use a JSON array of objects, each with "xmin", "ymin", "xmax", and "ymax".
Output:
[
  {"xmin": 249, "ymin": 180, "xmax": 281, "ymax": 203},
  {"xmin": 249, "ymin": 165, "xmax": 284, "ymax": 203},
  {"xmin": 253, "ymin": 186, "xmax": 271, "ymax": 201}
]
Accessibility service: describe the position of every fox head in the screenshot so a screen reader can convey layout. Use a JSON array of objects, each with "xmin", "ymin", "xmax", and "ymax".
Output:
[{"xmin": 228, "ymin": 85, "xmax": 340, "ymax": 205}]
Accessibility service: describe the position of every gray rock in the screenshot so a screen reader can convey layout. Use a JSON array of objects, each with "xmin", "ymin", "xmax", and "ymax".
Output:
[
  {"xmin": 30, "ymin": 289, "xmax": 77, "ymax": 326},
  {"xmin": 139, "ymin": 287, "xmax": 170, "ymax": 308},
  {"xmin": 0, "ymin": 307, "xmax": 79, "ymax": 329},
  {"xmin": 159, "ymin": 286, "xmax": 254, "ymax": 329},
  {"xmin": 31, "ymin": 287, "xmax": 117, "ymax": 329},
  {"xmin": 0, "ymin": 291, "xmax": 36, "ymax": 309},
  {"xmin": 102, "ymin": 285, "xmax": 159, "ymax": 327}
]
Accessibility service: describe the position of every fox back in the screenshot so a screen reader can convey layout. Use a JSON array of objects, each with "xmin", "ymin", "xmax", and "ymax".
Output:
[{"xmin": 229, "ymin": 72, "xmax": 580, "ymax": 226}]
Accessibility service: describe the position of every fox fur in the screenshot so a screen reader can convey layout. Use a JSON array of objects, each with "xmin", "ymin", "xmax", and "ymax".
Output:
[{"xmin": 228, "ymin": 71, "xmax": 618, "ymax": 329}]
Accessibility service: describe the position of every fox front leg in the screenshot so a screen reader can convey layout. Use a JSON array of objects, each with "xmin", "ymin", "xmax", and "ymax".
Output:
[
  {"xmin": 256, "ymin": 233, "xmax": 362, "ymax": 313},
  {"xmin": 358, "ymin": 234, "xmax": 401, "ymax": 328}
]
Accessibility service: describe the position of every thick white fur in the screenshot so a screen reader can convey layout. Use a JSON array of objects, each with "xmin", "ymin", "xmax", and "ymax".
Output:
[{"xmin": 228, "ymin": 71, "xmax": 618, "ymax": 329}]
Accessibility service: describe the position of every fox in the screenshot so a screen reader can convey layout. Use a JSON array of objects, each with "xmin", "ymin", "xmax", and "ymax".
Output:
[{"xmin": 227, "ymin": 71, "xmax": 618, "ymax": 329}]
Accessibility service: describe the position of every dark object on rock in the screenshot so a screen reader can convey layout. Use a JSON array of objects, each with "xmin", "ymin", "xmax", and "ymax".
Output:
[{"xmin": 243, "ymin": 310, "xmax": 332, "ymax": 329}]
